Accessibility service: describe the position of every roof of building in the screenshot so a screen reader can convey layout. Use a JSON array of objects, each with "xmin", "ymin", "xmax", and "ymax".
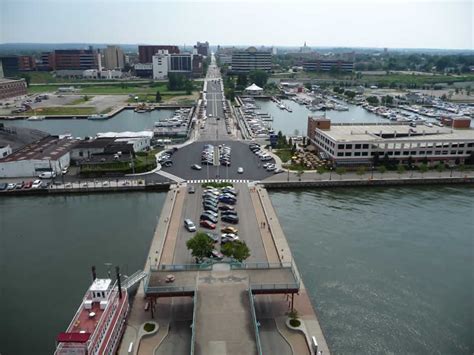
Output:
[
  {"xmin": 319, "ymin": 123, "xmax": 474, "ymax": 142},
  {"xmin": 0, "ymin": 135, "xmax": 77, "ymax": 162},
  {"xmin": 96, "ymin": 131, "xmax": 154, "ymax": 138},
  {"xmin": 0, "ymin": 126, "xmax": 49, "ymax": 151},
  {"xmin": 0, "ymin": 78, "xmax": 26, "ymax": 85},
  {"xmin": 245, "ymin": 83, "xmax": 263, "ymax": 91},
  {"xmin": 74, "ymin": 138, "xmax": 115, "ymax": 149}
]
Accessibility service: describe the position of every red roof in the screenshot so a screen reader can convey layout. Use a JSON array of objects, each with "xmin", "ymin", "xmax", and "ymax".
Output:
[{"xmin": 56, "ymin": 332, "xmax": 91, "ymax": 343}]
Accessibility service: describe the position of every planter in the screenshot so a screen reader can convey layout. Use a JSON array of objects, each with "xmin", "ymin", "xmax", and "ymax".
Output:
[{"xmin": 286, "ymin": 317, "xmax": 303, "ymax": 331}]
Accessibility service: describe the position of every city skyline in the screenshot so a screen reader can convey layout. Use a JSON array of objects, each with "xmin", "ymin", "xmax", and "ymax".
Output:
[{"xmin": 0, "ymin": 0, "xmax": 472, "ymax": 50}]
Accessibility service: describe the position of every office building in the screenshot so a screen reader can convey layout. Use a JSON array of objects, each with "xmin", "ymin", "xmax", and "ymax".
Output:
[
  {"xmin": 0, "ymin": 78, "xmax": 27, "ymax": 99},
  {"xmin": 192, "ymin": 54, "xmax": 203, "ymax": 77},
  {"xmin": 308, "ymin": 117, "xmax": 474, "ymax": 166},
  {"xmin": 18, "ymin": 56, "xmax": 36, "ymax": 71},
  {"xmin": 169, "ymin": 54, "xmax": 192, "ymax": 73},
  {"xmin": 103, "ymin": 45, "xmax": 125, "ymax": 70},
  {"xmin": 134, "ymin": 63, "xmax": 153, "ymax": 78},
  {"xmin": 303, "ymin": 59, "xmax": 354, "ymax": 72},
  {"xmin": 39, "ymin": 52, "xmax": 56, "ymax": 71},
  {"xmin": 0, "ymin": 56, "xmax": 20, "ymax": 76},
  {"xmin": 138, "ymin": 45, "xmax": 179, "ymax": 63},
  {"xmin": 152, "ymin": 51, "xmax": 169, "ymax": 79},
  {"xmin": 195, "ymin": 41, "xmax": 209, "ymax": 56},
  {"xmin": 231, "ymin": 47, "xmax": 272, "ymax": 74},
  {"xmin": 54, "ymin": 49, "xmax": 98, "ymax": 70}
]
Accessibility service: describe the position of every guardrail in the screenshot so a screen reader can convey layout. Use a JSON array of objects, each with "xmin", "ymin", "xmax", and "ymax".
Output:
[
  {"xmin": 231, "ymin": 261, "xmax": 293, "ymax": 270},
  {"xmin": 250, "ymin": 282, "xmax": 300, "ymax": 291},
  {"xmin": 190, "ymin": 289, "xmax": 199, "ymax": 355},
  {"xmin": 150, "ymin": 263, "xmax": 212, "ymax": 272},
  {"xmin": 248, "ymin": 287, "xmax": 263, "ymax": 355},
  {"xmin": 145, "ymin": 285, "xmax": 196, "ymax": 294}
]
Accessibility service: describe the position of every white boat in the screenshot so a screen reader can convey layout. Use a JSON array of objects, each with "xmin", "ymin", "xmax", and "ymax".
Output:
[{"xmin": 27, "ymin": 115, "xmax": 45, "ymax": 121}]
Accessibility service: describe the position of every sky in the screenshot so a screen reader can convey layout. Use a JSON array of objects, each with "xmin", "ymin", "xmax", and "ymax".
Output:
[{"xmin": 0, "ymin": 0, "xmax": 472, "ymax": 49}]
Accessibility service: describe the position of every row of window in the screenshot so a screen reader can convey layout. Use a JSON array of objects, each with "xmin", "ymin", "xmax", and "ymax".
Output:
[{"xmin": 336, "ymin": 150, "xmax": 473, "ymax": 158}]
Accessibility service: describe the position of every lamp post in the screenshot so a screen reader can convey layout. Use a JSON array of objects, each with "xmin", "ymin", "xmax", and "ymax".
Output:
[
  {"xmin": 329, "ymin": 167, "xmax": 333, "ymax": 181},
  {"xmin": 371, "ymin": 165, "xmax": 374, "ymax": 179}
]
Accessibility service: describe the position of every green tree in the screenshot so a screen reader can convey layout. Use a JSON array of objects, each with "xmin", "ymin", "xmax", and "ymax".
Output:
[
  {"xmin": 317, "ymin": 166, "xmax": 326, "ymax": 179},
  {"xmin": 221, "ymin": 240, "xmax": 250, "ymax": 262},
  {"xmin": 167, "ymin": 73, "xmax": 186, "ymax": 91},
  {"xmin": 419, "ymin": 163, "xmax": 429, "ymax": 177},
  {"xmin": 19, "ymin": 73, "xmax": 31, "ymax": 87},
  {"xmin": 397, "ymin": 164, "xmax": 406, "ymax": 176},
  {"xmin": 356, "ymin": 166, "xmax": 366, "ymax": 178},
  {"xmin": 236, "ymin": 74, "xmax": 248, "ymax": 88},
  {"xmin": 344, "ymin": 90, "xmax": 356, "ymax": 99},
  {"xmin": 366, "ymin": 96, "xmax": 379, "ymax": 106},
  {"xmin": 335, "ymin": 167, "xmax": 346, "ymax": 179},
  {"xmin": 377, "ymin": 165, "xmax": 387, "ymax": 177},
  {"xmin": 249, "ymin": 70, "xmax": 269, "ymax": 88},
  {"xmin": 184, "ymin": 80, "xmax": 193, "ymax": 95},
  {"xmin": 435, "ymin": 162, "xmax": 446, "ymax": 176},
  {"xmin": 155, "ymin": 90, "xmax": 162, "ymax": 103},
  {"xmin": 186, "ymin": 232, "xmax": 214, "ymax": 263}
]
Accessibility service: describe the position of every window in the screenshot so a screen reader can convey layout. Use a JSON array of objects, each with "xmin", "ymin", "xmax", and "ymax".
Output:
[
  {"xmin": 355, "ymin": 152, "xmax": 361, "ymax": 156},
  {"xmin": 346, "ymin": 144, "xmax": 352, "ymax": 149},
  {"xmin": 442, "ymin": 151, "xmax": 448, "ymax": 155},
  {"xmin": 411, "ymin": 151, "xmax": 416, "ymax": 155},
  {"xmin": 451, "ymin": 151, "xmax": 456, "ymax": 155},
  {"xmin": 387, "ymin": 152, "xmax": 393, "ymax": 156},
  {"xmin": 338, "ymin": 144, "xmax": 344, "ymax": 149},
  {"xmin": 457, "ymin": 151, "xmax": 464, "ymax": 154},
  {"xmin": 403, "ymin": 151, "xmax": 409, "ymax": 156},
  {"xmin": 362, "ymin": 152, "xmax": 368, "ymax": 156},
  {"xmin": 427, "ymin": 151, "xmax": 432, "ymax": 155},
  {"xmin": 337, "ymin": 152, "xmax": 343, "ymax": 156},
  {"xmin": 435, "ymin": 151, "xmax": 441, "ymax": 155},
  {"xmin": 355, "ymin": 144, "xmax": 361, "ymax": 149},
  {"xmin": 394, "ymin": 151, "xmax": 401, "ymax": 156}
]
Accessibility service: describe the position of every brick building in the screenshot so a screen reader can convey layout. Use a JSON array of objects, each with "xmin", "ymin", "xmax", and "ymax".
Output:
[{"xmin": 138, "ymin": 45, "xmax": 180, "ymax": 63}]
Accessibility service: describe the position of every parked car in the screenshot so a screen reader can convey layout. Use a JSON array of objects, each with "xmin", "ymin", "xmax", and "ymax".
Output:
[
  {"xmin": 191, "ymin": 164, "xmax": 202, "ymax": 170},
  {"xmin": 23, "ymin": 181, "xmax": 33, "ymax": 189},
  {"xmin": 221, "ymin": 215, "xmax": 239, "ymax": 224},
  {"xmin": 218, "ymin": 204, "xmax": 235, "ymax": 211},
  {"xmin": 6, "ymin": 183, "xmax": 16, "ymax": 190},
  {"xmin": 0, "ymin": 183, "xmax": 7, "ymax": 191},
  {"xmin": 205, "ymin": 232, "xmax": 220, "ymax": 243},
  {"xmin": 237, "ymin": 167, "xmax": 244, "ymax": 174},
  {"xmin": 39, "ymin": 171, "xmax": 56, "ymax": 179},
  {"xmin": 203, "ymin": 204, "xmax": 219, "ymax": 213},
  {"xmin": 221, "ymin": 226, "xmax": 238, "ymax": 234},
  {"xmin": 200, "ymin": 220, "xmax": 216, "ymax": 229},
  {"xmin": 200, "ymin": 213, "xmax": 218, "ymax": 224},
  {"xmin": 221, "ymin": 210, "xmax": 238, "ymax": 218},
  {"xmin": 219, "ymin": 196, "xmax": 236, "ymax": 205},
  {"xmin": 203, "ymin": 210, "xmax": 219, "ymax": 218},
  {"xmin": 162, "ymin": 160, "xmax": 173, "ymax": 167},
  {"xmin": 184, "ymin": 219, "xmax": 197, "ymax": 232},
  {"xmin": 209, "ymin": 249, "xmax": 224, "ymax": 260}
]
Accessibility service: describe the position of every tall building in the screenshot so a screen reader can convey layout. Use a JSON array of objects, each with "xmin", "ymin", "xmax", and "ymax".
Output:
[
  {"xmin": 54, "ymin": 49, "xmax": 98, "ymax": 70},
  {"xmin": 102, "ymin": 45, "xmax": 125, "ymax": 70},
  {"xmin": 169, "ymin": 54, "xmax": 192, "ymax": 73},
  {"xmin": 231, "ymin": 47, "xmax": 272, "ymax": 74},
  {"xmin": 138, "ymin": 45, "xmax": 179, "ymax": 63},
  {"xmin": 195, "ymin": 41, "xmax": 209, "ymax": 56},
  {"xmin": 152, "ymin": 51, "xmax": 169, "ymax": 79},
  {"xmin": 0, "ymin": 56, "xmax": 19, "ymax": 76}
]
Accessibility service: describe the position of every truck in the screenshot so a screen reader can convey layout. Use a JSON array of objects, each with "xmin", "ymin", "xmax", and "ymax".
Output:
[{"xmin": 38, "ymin": 171, "xmax": 56, "ymax": 179}]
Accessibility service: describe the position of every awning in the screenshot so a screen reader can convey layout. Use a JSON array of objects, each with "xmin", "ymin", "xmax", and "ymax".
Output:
[{"xmin": 56, "ymin": 332, "xmax": 91, "ymax": 343}]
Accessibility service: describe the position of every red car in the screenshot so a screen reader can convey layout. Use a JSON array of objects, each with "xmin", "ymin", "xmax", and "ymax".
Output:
[
  {"xmin": 200, "ymin": 220, "xmax": 216, "ymax": 229},
  {"xmin": 23, "ymin": 181, "xmax": 33, "ymax": 189}
]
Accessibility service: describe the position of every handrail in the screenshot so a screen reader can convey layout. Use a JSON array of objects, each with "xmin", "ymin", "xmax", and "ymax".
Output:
[
  {"xmin": 248, "ymin": 287, "xmax": 263, "ymax": 355},
  {"xmin": 150, "ymin": 263, "xmax": 213, "ymax": 272},
  {"xmin": 145, "ymin": 285, "xmax": 196, "ymax": 294},
  {"xmin": 232, "ymin": 261, "xmax": 293, "ymax": 270}
]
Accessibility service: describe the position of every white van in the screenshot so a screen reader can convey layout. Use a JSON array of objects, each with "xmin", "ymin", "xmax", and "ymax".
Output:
[{"xmin": 39, "ymin": 171, "xmax": 56, "ymax": 179}]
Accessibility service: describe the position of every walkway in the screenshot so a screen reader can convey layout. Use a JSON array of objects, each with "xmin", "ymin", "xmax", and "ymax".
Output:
[{"xmin": 155, "ymin": 170, "xmax": 186, "ymax": 183}]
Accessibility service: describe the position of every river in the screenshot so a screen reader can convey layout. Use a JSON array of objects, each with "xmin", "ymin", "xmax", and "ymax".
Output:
[{"xmin": 1, "ymin": 187, "xmax": 473, "ymax": 354}]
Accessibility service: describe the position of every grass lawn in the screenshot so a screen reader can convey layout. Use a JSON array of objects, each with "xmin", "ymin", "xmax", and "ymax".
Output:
[
  {"xmin": 274, "ymin": 149, "xmax": 293, "ymax": 163},
  {"xmin": 21, "ymin": 106, "xmax": 97, "ymax": 116}
]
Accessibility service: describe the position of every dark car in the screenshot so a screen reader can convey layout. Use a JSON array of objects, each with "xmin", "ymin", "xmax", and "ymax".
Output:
[
  {"xmin": 203, "ymin": 204, "xmax": 218, "ymax": 213},
  {"xmin": 221, "ymin": 189, "xmax": 236, "ymax": 196},
  {"xmin": 200, "ymin": 220, "xmax": 216, "ymax": 229},
  {"xmin": 0, "ymin": 183, "xmax": 7, "ymax": 191},
  {"xmin": 203, "ymin": 197, "xmax": 219, "ymax": 205},
  {"xmin": 220, "ymin": 161, "xmax": 231, "ymax": 167},
  {"xmin": 162, "ymin": 160, "xmax": 173, "ymax": 167},
  {"xmin": 221, "ymin": 211, "xmax": 238, "ymax": 217},
  {"xmin": 219, "ymin": 196, "xmax": 236, "ymax": 205},
  {"xmin": 218, "ymin": 204, "xmax": 235, "ymax": 211},
  {"xmin": 221, "ymin": 215, "xmax": 239, "ymax": 224},
  {"xmin": 200, "ymin": 214, "xmax": 218, "ymax": 224}
]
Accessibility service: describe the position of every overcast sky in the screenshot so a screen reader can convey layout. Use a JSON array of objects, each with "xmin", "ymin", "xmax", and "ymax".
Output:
[{"xmin": 0, "ymin": 0, "xmax": 472, "ymax": 49}]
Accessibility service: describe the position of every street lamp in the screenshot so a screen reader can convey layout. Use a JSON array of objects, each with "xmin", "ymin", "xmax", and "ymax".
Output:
[{"xmin": 329, "ymin": 167, "xmax": 333, "ymax": 181}]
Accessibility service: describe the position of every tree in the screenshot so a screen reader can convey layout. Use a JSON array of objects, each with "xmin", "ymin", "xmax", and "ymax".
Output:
[
  {"xmin": 435, "ymin": 162, "xmax": 446, "ymax": 176},
  {"xmin": 221, "ymin": 240, "xmax": 250, "ymax": 262},
  {"xmin": 155, "ymin": 90, "xmax": 162, "ymax": 103},
  {"xmin": 372, "ymin": 152, "xmax": 380, "ymax": 167},
  {"xmin": 377, "ymin": 165, "xmax": 387, "ymax": 177},
  {"xmin": 419, "ymin": 163, "xmax": 429, "ymax": 177},
  {"xmin": 366, "ymin": 96, "xmax": 379, "ymax": 106},
  {"xmin": 184, "ymin": 80, "xmax": 193, "ymax": 95},
  {"xmin": 335, "ymin": 167, "xmax": 346, "ymax": 179},
  {"xmin": 317, "ymin": 166, "xmax": 326, "ymax": 179},
  {"xmin": 167, "ymin": 73, "xmax": 186, "ymax": 91},
  {"xmin": 356, "ymin": 166, "xmax": 366, "ymax": 178},
  {"xmin": 19, "ymin": 73, "xmax": 31, "ymax": 87},
  {"xmin": 236, "ymin": 74, "xmax": 248, "ymax": 89},
  {"xmin": 397, "ymin": 164, "xmax": 406, "ymax": 176},
  {"xmin": 186, "ymin": 232, "xmax": 214, "ymax": 263},
  {"xmin": 249, "ymin": 70, "xmax": 269, "ymax": 88}
]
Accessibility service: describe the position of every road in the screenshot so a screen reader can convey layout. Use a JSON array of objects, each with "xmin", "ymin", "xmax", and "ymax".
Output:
[{"xmin": 172, "ymin": 183, "xmax": 268, "ymax": 264}]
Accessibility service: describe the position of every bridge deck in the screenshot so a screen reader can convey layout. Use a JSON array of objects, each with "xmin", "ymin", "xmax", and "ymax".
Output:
[{"xmin": 145, "ymin": 265, "xmax": 299, "ymax": 297}]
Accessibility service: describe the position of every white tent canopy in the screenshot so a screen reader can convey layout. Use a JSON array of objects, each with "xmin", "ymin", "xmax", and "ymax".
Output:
[{"xmin": 245, "ymin": 83, "xmax": 263, "ymax": 92}]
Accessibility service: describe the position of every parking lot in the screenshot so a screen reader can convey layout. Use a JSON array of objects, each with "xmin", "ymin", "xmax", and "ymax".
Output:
[
  {"xmin": 171, "ymin": 183, "xmax": 268, "ymax": 264},
  {"xmin": 161, "ymin": 140, "xmax": 276, "ymax": 181}
]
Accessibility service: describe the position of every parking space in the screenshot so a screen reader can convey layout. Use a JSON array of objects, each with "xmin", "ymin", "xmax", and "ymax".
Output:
[
  {"xmin": 161, "ymin": 140, "xmax": 275, "ymax": 181},
  {"xmin": 172, "ymin": 183, "xmax": 268, "ymax": 264}
]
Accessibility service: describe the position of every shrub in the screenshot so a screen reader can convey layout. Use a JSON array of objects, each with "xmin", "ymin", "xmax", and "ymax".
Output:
[
  {"xmin": 289, "ymin": 319, "xmax": 301, "ymax": 327},
  {"xmin": 144, "ymin": 323, "xmax": 155, "ymax": 332}
]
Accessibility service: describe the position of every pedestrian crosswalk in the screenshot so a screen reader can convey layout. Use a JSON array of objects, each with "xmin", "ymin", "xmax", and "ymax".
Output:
[{"xmin": 187, "ymin": 179, "xmax": 250, "ymax": 184}]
